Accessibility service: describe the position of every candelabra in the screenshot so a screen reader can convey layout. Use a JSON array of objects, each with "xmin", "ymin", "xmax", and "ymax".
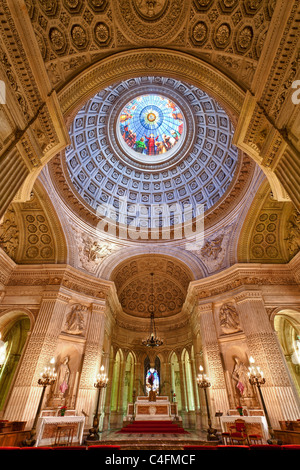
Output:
[
  {"xmin": 87, "ymin": 365, "xmax": 108, "ymax": 441},
  {"xmin": 197, "ymin": 366, "xmax": 219, "ymax": 441},
  {"xmin": 23, "ymin": 359, "xmax": 57, "ymax": 447},
  {"xmin": 248, "ymin": 357, "xmax": 282, "ymax": 445}
]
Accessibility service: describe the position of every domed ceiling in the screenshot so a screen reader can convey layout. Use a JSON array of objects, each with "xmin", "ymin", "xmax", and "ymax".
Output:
[
  {"xmin": 111, "ymin": 255, "xmax": 194, "ymax": 319},
  {"xmin": 64, "ymin": 76, "xmax": 239, "ymax": 231}
]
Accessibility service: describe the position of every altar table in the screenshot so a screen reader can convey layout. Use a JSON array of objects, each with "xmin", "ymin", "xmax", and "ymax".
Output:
[
  {"xmin": 35, "ymin": 415, "xmax": 85, "ymax": 447},
  {"xmin": 220, "ymin": 415, "xmax": 269, "ymax": 443},
  {"xmin": 127, "ymin": 396, "xmax": 179, "ymax": 422}
]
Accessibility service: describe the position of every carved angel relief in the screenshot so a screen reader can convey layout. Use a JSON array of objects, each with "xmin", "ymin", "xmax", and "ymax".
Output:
[
  {"xmin": 0, "ymin": 208, "xmax": 19, "ymax": 260},
  {"xmin": 74, "ymin": 228, "xmax": 119, "ymax": 273},
  {"xmin": 219, "ymin": 302, "xmax": 241, "ymax": 334},
  {"xmin": 286, "ymin": 210, "xmax": 300, "ymax": 256},
  {"xmin": 188, "ymin": 226, "xmax": 233, "ymax": 273}
]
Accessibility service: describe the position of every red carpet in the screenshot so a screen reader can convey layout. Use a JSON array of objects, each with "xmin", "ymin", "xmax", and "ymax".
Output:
[{"xmin": 117, "ymin": 420, "xmax": 189, "ymax": 434}]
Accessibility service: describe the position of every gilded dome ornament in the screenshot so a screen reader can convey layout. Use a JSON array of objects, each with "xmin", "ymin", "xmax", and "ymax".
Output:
[
  {"xmin": 114, "ymin": 0, "xmax": 186, "ymax": 44},
  {"xmin": 132, "ymin": 0, "xmax": 169, "ymax": 20}
]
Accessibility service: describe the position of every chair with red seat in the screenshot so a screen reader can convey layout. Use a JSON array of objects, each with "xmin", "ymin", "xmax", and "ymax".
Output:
[
  {"xmin": 248, "ymin": 432, "xmax": 263, "ymax": 444},
  {"xmin": 221, "ymin": 431, "xmax": 231, "ymax": 445},
  {"xmin": 228, "ymin": 419, "xmax": 249, "ymax": 445}
]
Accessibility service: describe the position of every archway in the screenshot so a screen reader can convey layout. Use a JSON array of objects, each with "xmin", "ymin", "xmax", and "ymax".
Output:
[
  {"xmin": 170, "ymin": 352, "xmax": 182, "ymax": 412},
  {"xmin": 0, "ymin": 310, "xmax": 31, "ymax": 412},
  {"xmin": 274, "ymin": 309, "xmax": 300, "ymax": 398}
]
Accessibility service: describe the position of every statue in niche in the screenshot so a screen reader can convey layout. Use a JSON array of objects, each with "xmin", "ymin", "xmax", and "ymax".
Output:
[
  {"xmin": 55, "ymin": 356, "xmax": 71, "ymax": 397},
  {"xmin": 232, "ymin": 356, "xmax": 253, "ymax": 400},
  {"xmin": 63, "ymin": 304, "xmax": 85, "ymax": 335},
  {"xmin": 219, "ymin": 303, "xmax": 241, "ymax": 334}
]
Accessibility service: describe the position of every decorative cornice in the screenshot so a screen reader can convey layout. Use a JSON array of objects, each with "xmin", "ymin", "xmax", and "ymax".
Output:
[
  {"xmin": 188, "ymin": 261, "xmax": 298, "ymax": 301},
  {"xmin": 58, "ymin": 48, "xmax": 245, "ymax": 125}
]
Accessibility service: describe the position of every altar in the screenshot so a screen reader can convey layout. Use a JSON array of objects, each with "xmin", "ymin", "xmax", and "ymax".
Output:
[
  {"xmin": 125, "ymin": 396, "xmax": 179, "ymax": 422},
  {"xmin": 35, "ymin": 411, "xmax": 85, "ymax": 447},
  {"xmin": 220, "ymin": 415, "xmax": 269, "ymax": 443}
]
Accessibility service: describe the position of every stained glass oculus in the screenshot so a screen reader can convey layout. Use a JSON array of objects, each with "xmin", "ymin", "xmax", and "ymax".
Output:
[{"xmin": 119, "ymin": 94, "xmax": 184, "ymax": 157}]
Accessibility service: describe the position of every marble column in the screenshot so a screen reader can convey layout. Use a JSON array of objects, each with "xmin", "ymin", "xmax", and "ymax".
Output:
[
  {"xmin": 3, "ymin": 290, "xmax": 71, "ymax": 427},
  {"xmin": 197, "ymin": 302, "xmax": 230, "ymax": 428},
  {"xmin": 76, "ymin": 301, "xmax": 107, "ymax": 429},
  {"xmin": 235, "ymin": 290, "xmax": 300, "ymax": 427},
  {"xmin": 103, "ymin": 354, "xmax": 115, "ymax": 431}
]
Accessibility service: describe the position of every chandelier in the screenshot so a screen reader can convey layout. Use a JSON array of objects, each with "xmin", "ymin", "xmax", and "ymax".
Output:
[{"xmin": 142, "ymin": 273, "xmax": 163, "ymax": 348}]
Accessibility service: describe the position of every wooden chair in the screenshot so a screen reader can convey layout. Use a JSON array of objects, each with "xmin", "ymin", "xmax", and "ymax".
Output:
[
  {"xmin": 221, "ymin": 431, "xmax": 231, "ymax": 445},
  {"xmin": 54, "ymin": 424, "xmax": 76, "ymax": 447},
  {"xmin": 229, "ymin": 419, "xmax": 249, "ymax": 445},
  {"xmin": 248, "ymin": 432, "xmax": 263, "ymax": 444}
]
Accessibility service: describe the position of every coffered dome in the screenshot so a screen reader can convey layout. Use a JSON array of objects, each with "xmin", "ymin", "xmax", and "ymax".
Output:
[{"xmin": 64, "ymin": 76, "xmax": 239, "ymax": 230}]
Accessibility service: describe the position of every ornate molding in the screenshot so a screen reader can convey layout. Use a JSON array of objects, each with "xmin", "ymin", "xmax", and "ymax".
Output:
[{"xmin": 58, "ymin": 49, "xmax": 245, "ymax": 124}]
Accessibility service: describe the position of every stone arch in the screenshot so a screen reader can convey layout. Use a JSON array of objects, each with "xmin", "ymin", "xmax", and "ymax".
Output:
[
  {"xmin": 100, "ymin": 246, "xmax": 205, "ymax": 281},
  {"xmin": 0, "ymin": 307, "xmax": 35, "ymax": 332},
  {"xmin": 181, "ymin": 348, "xmax": 196, "ymax": 412},
  {"xmin": 170, "ymin": 350, "xmax": 182, "ymax": 411},
  {"xmin": 123, "ymin": 351, "xmax": 135, "ymax": 408},
  {"xmin": 110, "ymin": 348, "xmax": 124, "ymax": 413},
  {"xmin": 273, "ymin": 308, "xmax": 300, "ymax": 399}
]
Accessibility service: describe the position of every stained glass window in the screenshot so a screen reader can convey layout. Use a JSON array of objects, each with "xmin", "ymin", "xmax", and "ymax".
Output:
[
  {"xmin": 146, "ymin": 367, "xmax": 160, "ymax": 394},
  {"xmin": 119, "ymin": 94, "xmax": 184, "ymax": 157}
]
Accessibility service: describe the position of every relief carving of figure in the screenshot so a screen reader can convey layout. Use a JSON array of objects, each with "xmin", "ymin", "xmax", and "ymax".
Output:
[
  {"xmin": 63, "ymin": 304, "xmax": 85, "ymax": 335},
  {"xmin": 74, "ymin": 228, "xmax": 119, "ymax": 273},
  {"xmin": 201, "ymin": 234, "xmax": 224, "ymax": 260},
  {"xmin": 232, "ymin": 356, "xmax": 253, "ymax": 399},
  {"xmin": 219, "ymin": 303, "xmax": 241, "ymax": 334},
  {"xmin": 286, "ymin": 211, "xmax": 300, "ymax": 255},
  {"xmin": 0, "ymin": 208, "xmax": 19, "ymax": 260}
]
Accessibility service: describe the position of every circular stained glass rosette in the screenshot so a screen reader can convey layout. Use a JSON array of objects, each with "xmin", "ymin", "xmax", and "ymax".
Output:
[{"xmin": 119, "ymin": 94, "xmax": 184, "ymax": 159}]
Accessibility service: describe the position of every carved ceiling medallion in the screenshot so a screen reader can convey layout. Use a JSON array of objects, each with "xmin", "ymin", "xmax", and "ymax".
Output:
[
  {"xmin": 132, "ymin": 0, "xmax": 169, "ymax": 20},
  {"xmin": 114, "ymin": 0, "xmax": 186, "ymax": 43}
]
